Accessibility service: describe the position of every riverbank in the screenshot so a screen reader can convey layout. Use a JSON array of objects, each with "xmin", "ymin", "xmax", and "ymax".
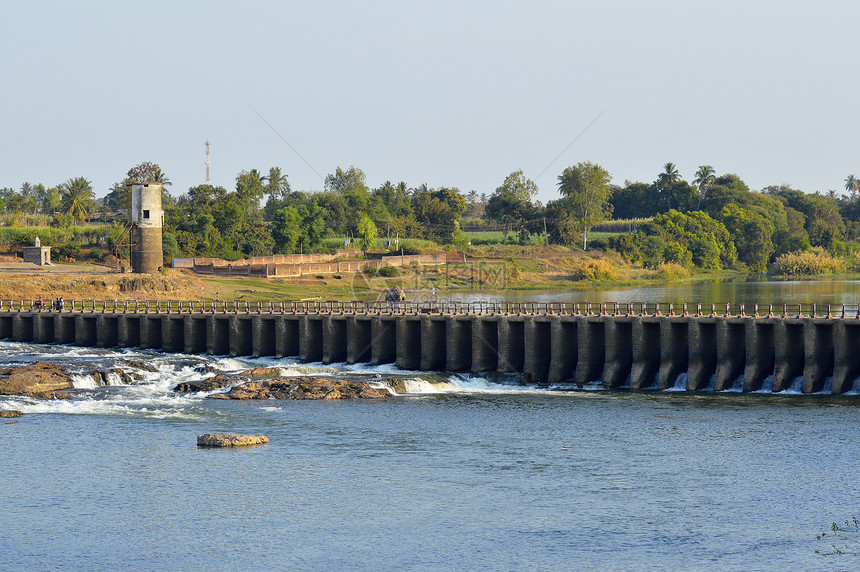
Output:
[{"xmin": 1, "ymin": 248, "xmax": 856, "ymax": 304}]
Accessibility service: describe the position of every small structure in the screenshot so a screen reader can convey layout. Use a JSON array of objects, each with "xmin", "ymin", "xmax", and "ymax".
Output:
[
  {"xmin": 22, "ymin": 237, "xmax": 51, "ymax": 266},
  {"xmin": 384, "ymin": 285, "xmax": 406, "ymax": 303},
  {"xmin": 130, "ymin": 183, "xmax": 163, "ymax": 274}
]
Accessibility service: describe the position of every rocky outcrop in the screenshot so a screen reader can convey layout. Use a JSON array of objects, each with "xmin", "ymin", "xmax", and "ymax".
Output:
[
  {"xmin": 210, "ymin": 376, "xmax": 392, "ymax": 400},
  {"xmin": 122, "ymin": 360, "xmax": 158, "ymax": 373},
  {"xmin": 197, "ymin": 433, "xmax": 270, "ymax": 447},
  {"xmin": 0, "ymin": 361, "xmax": 73, "ymax": 398},
  {"xmin": 174, "ymin": 364, "xmax": 403, "ymax": 399},
  {"xmin": 173, "ymin": 372, "xmax": 237, "ymax": 393},
  {"xmin": 0, "ymin": 410, "xmax": 25, "ymax": 418},
  {"xmin": 173, "ymin": 367, "xmax": 287, "ymax": 393},
  {"xmin": 86, "ymin": 368, "xmax": 137, "ymax": 386}
]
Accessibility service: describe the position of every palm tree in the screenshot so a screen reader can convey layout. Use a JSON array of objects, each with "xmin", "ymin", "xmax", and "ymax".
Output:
[
  {"xmin": 658, "ymin": 162, "xmax": 680, "ymax": 188},
  {"xmin": 264, "ymin": 166, "xmax": 290, "ymax": 199},
  {"xmin": 845, "ymin": 174, "xmax": 859, "ymax": 200},
  {"xmin": 151, "ymin": 168, "xmax": 172, "ymax": 187},
  {"xmin": 61, "ymin": 177, "xmax": 94, "ymax": 225},
  {"xmin": 693, "ymin": 165, "xmax": 716, "ymax": 208},
  {"xmin": 657, "ymin": 162, "xmax": 680, "ymax": 209}
]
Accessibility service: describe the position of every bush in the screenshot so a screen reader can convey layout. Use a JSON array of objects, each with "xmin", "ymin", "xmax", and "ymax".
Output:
[
  {"xmin": 87, "ymin": 247, "xmax": 108, "ymax": 261},
  {"xmin": 772, "ymin": 248, "xmax": 846, "ymax": 275},
  {"xmin": 52, "ymin": 214, "xmax": 74, "ymax": 228},
  {"xmin": 588, "ymin": 238, "xmax": 609, "ymax": 252},
  {"xmin": 571, "ymin": 258, "xmax": 618, "ymax": 281},
  {"xmin": 58, "ymin": 242, "xmax": 81, "ymax": 259},
  {"xmin": 378, "ymin": 265, "xmax": 400, "ymax": 278},
  {"xmin": 649, "ymin": 262, "xmax": 690, "ymax": 280}
]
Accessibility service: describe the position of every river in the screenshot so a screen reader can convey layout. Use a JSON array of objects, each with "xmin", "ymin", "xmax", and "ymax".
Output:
[
  {"xmin": 438, "ymin": 276, "xmax": 860, "ymax": 306},
  {"xmin": 2, "ymin": 279, "xmax": 859, "ymax": 570}
]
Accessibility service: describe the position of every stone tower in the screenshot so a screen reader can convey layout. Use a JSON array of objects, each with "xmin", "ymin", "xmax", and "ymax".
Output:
[{"xmin": 130, "ymin": 183, "xmax": 163, "ymax": 274}]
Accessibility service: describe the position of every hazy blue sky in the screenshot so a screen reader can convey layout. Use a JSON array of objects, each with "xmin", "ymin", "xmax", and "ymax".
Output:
[{"xmin": 2, "ymin": 1, "xmax": 859, "ymax": 204}]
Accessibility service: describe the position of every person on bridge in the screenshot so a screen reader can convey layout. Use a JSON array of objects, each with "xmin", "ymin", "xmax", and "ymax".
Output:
[{"xmin": 34, "ymin": 297, "xmax": 43, "ymax": 310}]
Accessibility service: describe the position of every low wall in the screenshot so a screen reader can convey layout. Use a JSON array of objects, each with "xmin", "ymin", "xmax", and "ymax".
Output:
[{"xmin": 189, "ymin": 253, "xmax": 444, "ymax": 278}]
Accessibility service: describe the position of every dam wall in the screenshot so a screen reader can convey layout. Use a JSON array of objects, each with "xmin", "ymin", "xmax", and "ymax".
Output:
[{"xmin": 2, "ymin": 300, "xmax": 860, "ymax": 393}]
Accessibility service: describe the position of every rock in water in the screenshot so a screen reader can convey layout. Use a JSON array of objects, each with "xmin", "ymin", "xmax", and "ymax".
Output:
[
  {"xmin": 210, "ymin": 376, "xmax": 392, "ymax": 400},
  {"xmin": 0, "ymin": 361, "xmax": 73, "ymax": 397},
  {"xmin": 197, "ymin": 433, "xmax": 270, "ymax": 448},
  {"xmin": 0, "ymin": 410, "xmax": 25, "ymax": 418}
]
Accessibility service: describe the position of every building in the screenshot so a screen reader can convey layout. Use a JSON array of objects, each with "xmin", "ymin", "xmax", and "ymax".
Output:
[
  {"xmin": 130, "ymin": 183, "xmax": 163, "ymax": 274},
  {"xmin": 22, "ymin": 237, "xmax": 51, "ymax": 266}
]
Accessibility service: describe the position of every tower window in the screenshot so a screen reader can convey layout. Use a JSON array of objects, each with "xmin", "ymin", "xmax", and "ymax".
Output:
[{"xmin": 143, "ymin": 210, "xmax": 150, "ymax": 219}]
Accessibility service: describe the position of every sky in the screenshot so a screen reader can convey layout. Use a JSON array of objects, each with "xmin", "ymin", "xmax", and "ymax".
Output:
[{"xmin": 2, "ymin": 0, "xmax": 859, "ymax": 205}]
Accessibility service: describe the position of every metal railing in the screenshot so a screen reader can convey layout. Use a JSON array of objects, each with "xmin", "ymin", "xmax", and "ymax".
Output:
[{"xmin": 1, "ymin": 299, "xmax": 859, "ymax": 318}]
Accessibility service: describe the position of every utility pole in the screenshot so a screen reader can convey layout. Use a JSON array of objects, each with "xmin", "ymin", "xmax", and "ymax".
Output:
[{"xmin": 543, "ymin": 217, "xmax": 548, "ymax": 246}]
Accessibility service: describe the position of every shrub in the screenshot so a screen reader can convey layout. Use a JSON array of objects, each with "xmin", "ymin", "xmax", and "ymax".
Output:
[
  {"xmin": 378, "ymin": 265, "xmax": 400, "ymax": 278},
  {"xmin": 771, "ymin": 249, "xmax": 846, "ymax": 275},
  {"xmin": 649, "ymin": 262, "xmax": 689, "ymax": 281},
  {"xmin": 87, "ymin": 247, "xmax": 108, "ymax": 261},
  {"xmin": 58, "ymin": 242, "xmax": 81, "ymax": 259},
  {"xmin": 571, "ymin": 258, "xmax": 618, "ymax": 281},
  {"xmin": 588, "ymin": 238, "xmax": 609, "ymax": 252}
]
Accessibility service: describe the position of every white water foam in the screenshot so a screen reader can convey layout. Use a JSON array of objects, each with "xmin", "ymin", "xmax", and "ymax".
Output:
[
  {"xmin": 666, "ymin": 373, "xmax": 688, "ymax": 392},
  {"xmin": 70, "ymin": 374, "xmax": 98, "ymax": 389}
]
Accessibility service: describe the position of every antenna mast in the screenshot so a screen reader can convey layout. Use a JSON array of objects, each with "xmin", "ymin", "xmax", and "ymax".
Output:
[{"xmin": 204, "ymin": 141, "xmax": 211, "ymax": 184}]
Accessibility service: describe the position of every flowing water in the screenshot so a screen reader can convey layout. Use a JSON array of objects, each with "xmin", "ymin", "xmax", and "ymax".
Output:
[{"xmin": 2, "ymin": 334, "xmax": 860, "ymax": 571}]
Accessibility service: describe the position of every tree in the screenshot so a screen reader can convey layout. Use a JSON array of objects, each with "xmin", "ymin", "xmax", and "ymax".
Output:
[
  {"xmin": 264, "ymin": 167, "xmax": 290, "ymax": 199},
  {"xmin": 127, "ymin": 162, "xmax": 163, "ymax": 183},
  {"xmin": 557, "ymin": 161, "xmax": 613, "ymax": 249},
  {"xmin": 151, "ymin": 168, "xmax": 171, "ymax": 187},
  {"xmin": 104, "ymin": 181, "xmax": 131, "ymax": 211},
  {"xmin": 412, "ymin": 193, "xmax": 458, "ymax": 243},
  {"xmin": 42, "ymin": 186, "xmax": 62, "ymax": 215},
  {"xmin": 61, "ymin": 177, "xmax": 94, "ymax": 224},
  {"xmin": 718, "ymin": 203, "xmax": 774, "ymax": 271},
  {"xmin": 609, "ymin": 182, "xmax": 663, "ymax": 219},
  {"xmin": 272, "ymin": 206, "xmax": 302, "ymax": 253},
  {"xmin": 486, "ymin": 170, "xmax": 538, "ymax": 242},
  {"xmin": 325, "ymin": 165, "xmax": 369, "ymax": 195},
  {"xmin": 357, "ymin": 213, "xmax": 377, "ymax": 254},
  {"xmin": 236, "ymin": 169, "xmax": 266, "ymax": 215},
  {"xmin": 845, "ymin": 174, "xmax": 859, "ymax": 200},
  {"xmin": 431, "ymin": 187, "xmax": 467, "ymax": 217},
  {"xmin": 657, "ymin": 162, "xmax": 680, "ymax": 207},
  {"xmin": 647, "ymin": 209, "xmax": 736, "ymax": 268},
  {"xmin": 693, "ymin": 165, "xmax": 716, "ymax": 208}
]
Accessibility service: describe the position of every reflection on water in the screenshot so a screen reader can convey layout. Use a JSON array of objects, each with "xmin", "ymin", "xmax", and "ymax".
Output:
[{"xmin": 438, "ymin": 278, "xmax": 860, "ymax": 305}]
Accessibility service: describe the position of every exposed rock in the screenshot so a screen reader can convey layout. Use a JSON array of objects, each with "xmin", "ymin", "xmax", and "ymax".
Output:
[
  {"xmin": 122, "ymin": 359, "xmax": 159, "ymax": 373},
  {"xmin": 242, "ymin": 367, "xmax": 284, "ymax": 379},
  {"xmin": 0, "ymin": 410, "xmax": 25, "ymax": 418},
  {"xmin": 87, "ymin": 368, "xmax": 136, "ymax": 386},
  {"xmin": 210, "ymin": 376, "xmax": 391, "ymax": 400},
  {"xmin": 197, "ymin": 433, "xmax": 270, "ymax": 447},
  {"xmin": 174, "ymin": 368, "xmax": 283, "ymax": 393},
  {"xmin": 388, "ymin": 378, "xmax": 407, "ymax": 394},
  {"xmin": 193, "ymin": 364, "xmax": 221, "ymax": 375},
  {"xmin": 173, "ymin": 372, "xmax": 236, "ymax": 393},
  {"xmin": 0, "ymin": 361, "xmax": 73, "ymax": 397}
]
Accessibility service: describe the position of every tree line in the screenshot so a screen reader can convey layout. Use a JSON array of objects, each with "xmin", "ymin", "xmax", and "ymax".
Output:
[{"xmin": 2, "ymin": 161, "xmax": 859, "ymax": 272}]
